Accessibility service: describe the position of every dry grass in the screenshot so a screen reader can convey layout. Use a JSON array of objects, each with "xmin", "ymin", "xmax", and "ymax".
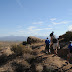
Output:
[
  {"xmin": 23, "ymin": 53, "xmax": 35, "ymax": 60},
  {"xmin": 36, "ymin": 64, "xmax": 43, "ymax": 72},
  {"xmin": 0, "ymin": 63, "xmax": 14, "ymax": 72},
  {"xmin": 31, "ymin": 42, "xmax": 45, "ymax": 46},
  {"xmin": 13, "ymin": 58, "xmax": 31, "ymax": 68},
  {"xmin": 0, "ymin": 41, "xmax": 20, "ymax": 56},
  {"xmin": 11, "ymin": 44, "xmax": 33, "ymax": 55},
  {"xmin": 0, "ymin": 57, "xmax": 31, "ymax": 72},
  {"xmin": 0, "ymin": 41, "xmax": 21, "ymax": 49}
]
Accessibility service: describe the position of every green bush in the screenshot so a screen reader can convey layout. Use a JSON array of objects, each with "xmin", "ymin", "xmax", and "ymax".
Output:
[{"xmin": 11, "ymin": 44, "xmax": 33, "ymax": 55}]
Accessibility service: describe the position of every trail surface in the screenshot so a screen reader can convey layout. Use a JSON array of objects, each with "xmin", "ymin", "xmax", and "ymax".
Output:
[{"xmin": 33, "ymin": 45, "xmax": 72, "ymax": 72}]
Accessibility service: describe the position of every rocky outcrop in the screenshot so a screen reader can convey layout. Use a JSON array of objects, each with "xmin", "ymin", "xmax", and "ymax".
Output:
[{"xmin": 27, "ymin": 36, "xmax": 45, "ymax": 44}]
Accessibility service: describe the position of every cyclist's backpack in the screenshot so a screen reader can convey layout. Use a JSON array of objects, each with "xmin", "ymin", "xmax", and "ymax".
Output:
[
  {"xmin": 52, "ymin": 38, "xmax": 57, "ymax": 43},
  {"xmin": 45, "ymin": 40, "xmax": 50, "ymax": 45}
]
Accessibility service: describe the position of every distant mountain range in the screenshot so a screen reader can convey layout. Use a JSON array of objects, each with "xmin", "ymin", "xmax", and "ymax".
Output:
[{"xmin": 0, "ymin": 36, "xmax": 48, "ymax": 41}]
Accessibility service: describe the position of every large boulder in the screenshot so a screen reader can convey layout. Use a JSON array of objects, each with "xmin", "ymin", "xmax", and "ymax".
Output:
[{"xmin": 27, "ymin": 36, "xmax": 44, "ymax": 44}]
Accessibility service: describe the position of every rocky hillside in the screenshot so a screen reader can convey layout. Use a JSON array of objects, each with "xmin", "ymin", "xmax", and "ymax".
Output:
[
  {"xmin": 59, "ymin": 31, "xmax": 72, "ymax": 42},
  {"xmin": 0, "ymin": 36, "xmax": 72, "ymax": 72}
]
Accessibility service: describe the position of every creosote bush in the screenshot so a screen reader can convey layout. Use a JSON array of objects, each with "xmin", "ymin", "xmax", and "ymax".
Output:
[
  {"xmin": 61, "ymin": 31, "xmax": 72, "ymax": 42},
  {"xmin": 11, "ymin": 44, "xmax": 33, "ymax": 55}
]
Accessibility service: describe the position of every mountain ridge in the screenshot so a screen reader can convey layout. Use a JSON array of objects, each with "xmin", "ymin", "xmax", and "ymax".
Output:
[{"xmin": 0, "ymin": 36, "xmax": 47, "ymax": 41}]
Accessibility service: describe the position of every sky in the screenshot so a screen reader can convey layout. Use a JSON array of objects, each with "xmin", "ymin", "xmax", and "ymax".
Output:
[{"xmin": 0, "ymin": 0, "xmax": 72, "ymax": 37}]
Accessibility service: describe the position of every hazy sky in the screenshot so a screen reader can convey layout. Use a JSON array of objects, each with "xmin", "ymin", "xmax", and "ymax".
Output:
[{"xmin": 0, "ymin": 0, "xmax": 72, "ymax": 36}]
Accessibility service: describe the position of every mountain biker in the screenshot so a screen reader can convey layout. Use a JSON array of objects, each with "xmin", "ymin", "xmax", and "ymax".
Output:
[
  {"xmin": 45, "ymin": 37, "xmax": 50, "ymax": 54},
  {"xmin": 50, "ymin": 31, "xmax": 54, "ymax": 45},
  {"xmin": 52, "ymin": 36, "xmax": 58, "ymax": 55},
  {"xmin": 67, "ymin": 41, "xmax": 72, "ymax": 62}
]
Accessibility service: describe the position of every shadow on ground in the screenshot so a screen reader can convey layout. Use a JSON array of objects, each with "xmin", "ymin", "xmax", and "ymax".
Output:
[{"xmin": 0, "ymin": 54, "xmax": 17, "ymax": 66}]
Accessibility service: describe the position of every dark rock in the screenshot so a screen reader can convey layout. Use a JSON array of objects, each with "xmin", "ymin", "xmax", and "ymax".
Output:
[
  {"xmin": 22, "ymin": 41, "xmax": 28, "ymax": 45},
  {"xmin": 27, "ymin": 36, "xmax": 44, "ymax": 44}
]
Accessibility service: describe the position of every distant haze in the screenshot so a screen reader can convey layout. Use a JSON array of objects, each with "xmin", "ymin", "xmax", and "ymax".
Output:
[
  {"xmin": 0, "ymin": 36, "xmax": 28, "ymax": 41},
  {"xmin": 0, "ymin": 36, "xmax": 47, "ymax": 41}
]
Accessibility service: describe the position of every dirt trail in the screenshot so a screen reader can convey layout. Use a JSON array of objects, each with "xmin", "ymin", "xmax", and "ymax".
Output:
[{"xmin": 33, "ymin": 45, "xmax": 72, "ymax": 72}]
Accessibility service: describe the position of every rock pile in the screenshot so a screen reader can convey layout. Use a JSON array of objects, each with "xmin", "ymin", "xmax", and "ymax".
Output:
[{"xmin": 27, "ymin": 36, "xmax": 45, "ymax": 44}]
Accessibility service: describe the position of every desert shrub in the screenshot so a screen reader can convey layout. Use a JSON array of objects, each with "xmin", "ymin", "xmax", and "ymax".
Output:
[
  {"xmin": 62, "ymin": 31, "xmax": 72, "ymax": 41},
  {"xmin": 22, "ymin": 41, "xmax": 28, "ymax": 45},
  {"xmin": 12, "ymin": 60, "xmax": 30, "ymax": 72},
  {"xmin": 11, "ymin": 44, "xmax": 33, "ymax": 55},
  {"xmin": 43, "ymin": 65, "xmax": 55, "ymax": 72},
  {"xmin": 23, "ymin": 53, "xmax": 35, "ymax": 63},
  {"xmin": 23, "ymin": 54, "xmax": 35, "ymax": 60},
  {"xmin": 36, "ymin": 64, "xmax": 43, "ymax": 72},
  {"xmin": 0, "ymin": 54, "xmax": 7, "ymax": 66}
]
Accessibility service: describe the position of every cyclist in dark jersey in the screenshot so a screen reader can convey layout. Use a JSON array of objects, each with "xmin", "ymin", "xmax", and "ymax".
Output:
[
  {"xmin": 67, "ymin": 41, "xmax": 72, "ymax": 62},
  {"xmin": 45, "ymin": 37, "xmax": 50, "ymax": 54}
]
